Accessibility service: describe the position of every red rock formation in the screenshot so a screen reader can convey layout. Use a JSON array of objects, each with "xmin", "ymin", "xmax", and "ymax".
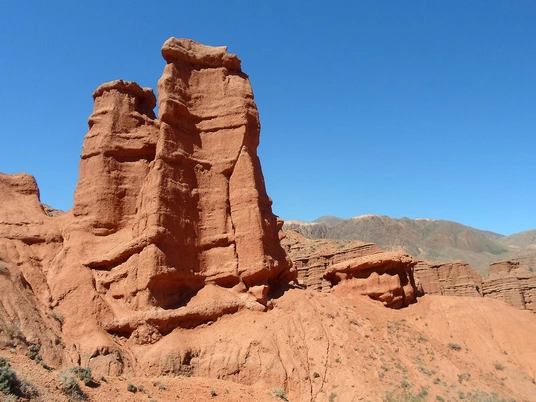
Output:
[
  {"xmin": 0, "ymin": 173, "xmax": 64, "ymax": 366},
  {"xmin": 0, "ymin": 38, "xmax": 295, "ymax": 375},
  {"xmin": 3, "ymin": 39, "xmax": 536, "ymax": 402},
  {"xmin": 324, "ymin": 251, "xmax": 419, "ymax": 308},
  {"xmin": 482, "ymin": 260, "xmax": 536, "ymax": 312},
  {"xmin": 282, "ymin": 231, "xmax": 420, "ymax": 308},
  {"xmin": 414, "ymin": 258, "xmax": 536, "ymax": 313},
  {"xmin": 414, "ymin": 260, "xmax": 483, "ymax": 297}
]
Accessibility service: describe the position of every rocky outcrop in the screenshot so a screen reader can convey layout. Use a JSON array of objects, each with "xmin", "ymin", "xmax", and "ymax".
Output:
[
  {"xmin": 282, "ymin": 231, "xmax": 420, "ymax": 308},
  {"xmin": 482, "ymin": 260, "xmax": 536, "ymax": 312},
  {"xmin": 0, "ymin": 38, "xmax": 295, "ymax": 375},
  {"xmin": 414, "ymin": 258, "xmax": 536, "ymax": 312},
  {"xmin": 414, "ymin": 260, "xmax": 483, "ymax": 297}
]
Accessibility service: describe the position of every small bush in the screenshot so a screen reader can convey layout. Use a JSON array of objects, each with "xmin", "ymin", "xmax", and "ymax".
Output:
[
  {"xmin": 0, "ymin": 357, "xmax": 9, "ymax": 368},
  {"xmin": 20, "ymin": 379, "xmax": 39, "ymax": 397},
  {"xmin": 1, "ymin": 324, "xmax": 25, "ymax": 346},
  {"xmin": 69, "ymin": 366, "xmax": 92, "ymax": 385},
  {"xmin": 59, "ymin": 369, "xmax": 85, "ymax": 400},
  {"xmin": 448, "ymin": 343, "xmax": 462, "ymax": 351},
  {"xmin": 127, "ymin": 383, "xmax": 137, "ymax": 393},
  {"xmin": 0, "ymin": 365, "xmax": 20, "ymax": 394},
  {"xmin": 26, "ymin": 343, "xmax": 42, "ymax": 362},
  {"xmin": 494, "ymin": 361, "xmax": 505, "ymax": 371},
  {"xmin": 271, "ymin": 387, "xmax": 288, "ymax": 401},
  {"xmin": 50, "ymin": 309, "xmax": 65, "ymax": 327}
]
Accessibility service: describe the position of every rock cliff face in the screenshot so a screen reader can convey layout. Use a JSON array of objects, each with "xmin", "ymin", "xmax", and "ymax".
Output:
[
  {"xmin": 282, "ymin": 231, "xmax": 420, "ymax": 308},
  {"xmin": 0, "ymin": 38, "xmax": 295, "ymax": 375},
  {"xmin": 414, "ymin": 259, "xmax": 536, "ymax": 313},
  {"xmin": 482, "ymin": 260, "xmax": 536, "ymax": 312},
  {"xmin": 414, "ymin": 260, "xmax": 483, "ymax": 297}
]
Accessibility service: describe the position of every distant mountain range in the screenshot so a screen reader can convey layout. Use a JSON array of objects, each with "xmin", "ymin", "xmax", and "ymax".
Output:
[{"xmin": 283, "ymin": 215, "xmax": 536, "ymax": 274}]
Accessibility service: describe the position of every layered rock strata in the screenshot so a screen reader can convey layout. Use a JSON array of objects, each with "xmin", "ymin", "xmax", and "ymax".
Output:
[
  {"xmin": 282, "ymin": 231, "xmax": 420, "ymax": 308},
  {"xmin": 414, "ymin": 260, "xmax": 483, "ymax": 297},
  {"xmin": 482, "ymin": 260, "xmax": 536, "ymax": 311},
  {"xmin": 0, "ymin": 38, "xmax": 296, "ymax": 375},
  {"xmin": 414, "ymin": 259, "xmax": 536, "ymax": 312}
]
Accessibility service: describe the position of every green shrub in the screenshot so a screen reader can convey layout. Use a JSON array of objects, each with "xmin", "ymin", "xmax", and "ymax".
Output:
[
  {"xmin": 26, "ymin": 343, "xmax": 42, "ymax": 362},
  {"xmin": 448, "ymin": 343, "xmax": 462, "ymax": 351},
  {"xmin": 0, "ymin": 365, "xmax": 20, "ymax": 394},
  {"xmin": 127, "ymin": 383, "xmax": 137, "ymax": 393},
  {"xmin": 59, "ymin": 370, "xmax": 84, "ymax": 400},
  {"xmin": 69, "ymin": 366, "xmax": 92, "ymax": 385}
]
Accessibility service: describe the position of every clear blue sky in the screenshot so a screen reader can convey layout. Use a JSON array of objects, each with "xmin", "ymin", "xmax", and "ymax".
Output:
[{"xmin": 1, "ymin": 1, "xmax": 535, "ymax": 236}]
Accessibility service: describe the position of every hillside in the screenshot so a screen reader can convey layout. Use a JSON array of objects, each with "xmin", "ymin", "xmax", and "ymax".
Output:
[{"xmin": 284, "ymin": 215, "xmax": 536, "ymax": 274}]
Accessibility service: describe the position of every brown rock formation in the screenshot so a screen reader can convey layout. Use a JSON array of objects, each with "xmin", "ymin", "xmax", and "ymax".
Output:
[
  {"xmin": 282, "ymin": 231, "xmax": 420, "ymax": 308},
  {"xmin": 414, "ymin": 260, "xmax": 483, "ymax": 297}
]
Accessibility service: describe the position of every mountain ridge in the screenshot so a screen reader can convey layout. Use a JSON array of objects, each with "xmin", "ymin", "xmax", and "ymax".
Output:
[{"xmin": 283, "ymin": 215, "xmax": 536, "ymax": 274}]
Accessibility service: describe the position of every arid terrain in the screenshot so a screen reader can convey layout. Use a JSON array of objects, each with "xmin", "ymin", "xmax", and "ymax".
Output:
[
  {"xmin": 1, "ymin": 38, "xmax": 536, "ymax": 402},
  {"xmin": 284, "ymin": 216, "xmax": 536, "ymax": 275}
]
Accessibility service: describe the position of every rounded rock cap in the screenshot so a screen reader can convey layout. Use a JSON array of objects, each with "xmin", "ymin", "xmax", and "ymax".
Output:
[
  {"xmin": 161, "ymin": 37, "xmax": 241, "ymax": 70},
  {"xmin": 92, "ymin": 80, "xmax": 156, "ymax": 110}
]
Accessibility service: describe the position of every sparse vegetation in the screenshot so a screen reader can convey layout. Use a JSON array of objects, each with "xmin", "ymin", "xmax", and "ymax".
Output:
[
  {"xmin": 127, "ymin": 383, "xmax": 138, "ymax": 393},
  {"xmin": 384, "ymin": 386, "xmax": 428, "ymax": 402},
  {"xmin": 271, "ymin": 386, "xmax": 288, "ymax": 401},
  {"xmin": 329, "ymin": 392, "xmax": 337, "ymax": 401},
  {"xmin": 458, "ymin": 373, "xmax": 471, "ymax": 384},
  {"xmin": 69, "ymin": 366, "xmax": 92, "ymax": 385},
  {"xmin": 0, "ymin": 365, "xmax": 20, "ymax": 395},
  {"xmin": 25, "ymin": 343, "xmax": 42, "ymax": 362},
  {"xmin": 448, "ymin": 343, "xmax": 462, "ymax": 351},
  {"xmin": 418, "ymin": 366, "xmax": 432, "ymax": 376},
  {"xmin": 417, "ymin": 335, "xmax": 428, "ymax": 343},
  {"xmin": 0, "ymin": 357, "xmax": 38, "ymax": 399},
  {"xmin": 59, "ymin": 370, "xmax": 84, "ymax": 400},
  {"xmin": 58, "ymin": 366, "xmax": 92, "ymax": 400},
  {"xmin": 1, "ymin": 324, "xmax": 25, "ymax": 347},
  {"xmin": 49, "ymin": 309, "xmax": 65, "ymax": 327},
  {"xmin": 494, "ymin": 361, "xmax": 505, "ymax": 371},
  {"xmin": 153, "ymin": 381, "xmax": 166, "ymax": 391}
]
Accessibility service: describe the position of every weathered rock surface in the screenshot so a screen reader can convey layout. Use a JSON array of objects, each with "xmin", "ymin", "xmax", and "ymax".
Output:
[
  {"xmin": 0, "ymin": 38, "xmax": 295, "ymax": 375},
  {"xmin": 415, "ymin": 258, "xmax": 536, "ymax": 312},
  {"xmin": 2, "ymin": 38, "xmax": 536, "ymax": 402},
  {"xmin": 414, "ymin": 260, "xmax": 483, "ymax": 297},
  {"xmin": 282, "ymin": 231, "xmax": 420, "ymax": 308},
  {"xmin": 482, "ymin": 260, "xmax": 536, "ymax": 312}
]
